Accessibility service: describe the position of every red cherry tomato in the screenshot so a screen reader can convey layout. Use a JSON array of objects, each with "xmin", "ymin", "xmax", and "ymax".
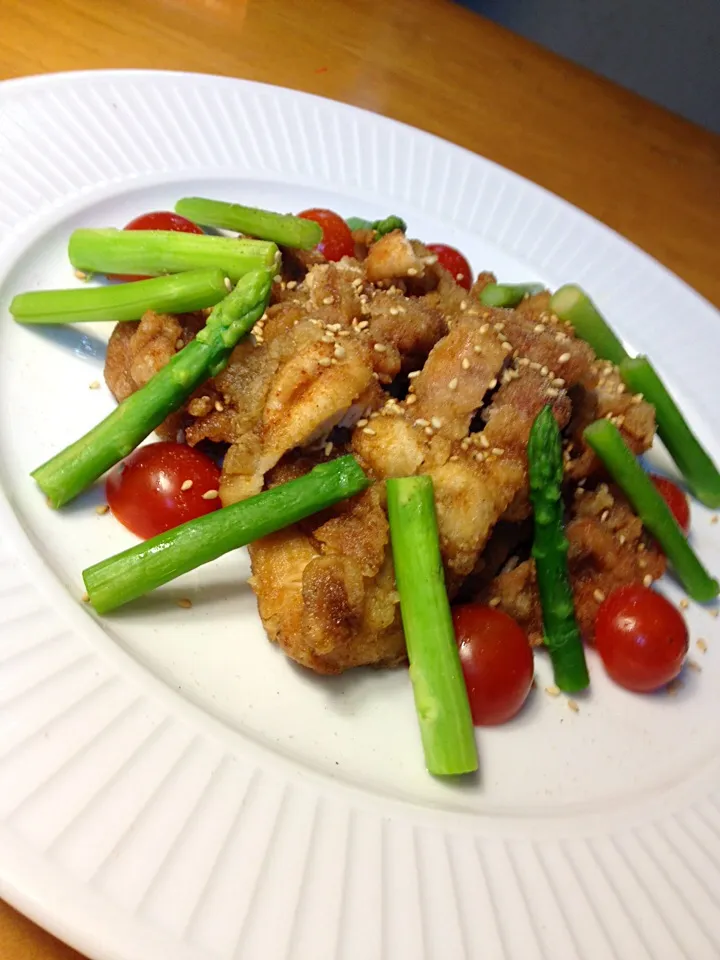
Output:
[
  {"xmin": 595, "ymin": 585, "xmax": 688, "ymax": 692},
  {"xmin": 112, "ymin": 211, "xmax": 203, "ymax": 282},
  {"xmin": 106, "ymin": 442, "xmax": 221, "ymax": 539},
  {"xmin": 651, "ymin": 475, "xmax": 690, "ymax": 534},
  {"xmin": 297, "ymin": 208, "xmax": 355, "ymax": 261},
  {"xmin": 426, "ymin": 243, "xmax": 472, "ymax": 290},
  {"xmin": 452, "ymin": 604, "xmax": 534, "ymax": 725}
]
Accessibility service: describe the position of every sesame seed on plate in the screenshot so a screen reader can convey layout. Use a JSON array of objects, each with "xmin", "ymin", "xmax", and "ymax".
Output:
[
  {"xmin": 414, "ymin": 418, "xmax": 429, "ymax": 427},
  {"xmin": 334, "ymin": 345, "xmax": 346, "ymax": 359},
  {"xmin": 405, "ymin": 394, "xmax": 418, "ymax": 405},
  {"xmin": 488, "ymin": 596, "xmax": 501, "ymax": 607},
  {"xmin": 74, "ymin": 269, "xmax": 88, "ymax": 280},
  {"xmin": 697, "ymin": 638, "xmax": 708, "ymax": 653},
  {"xmin": 81, "ymin": 592, "xmax": 90, "ymax": 603},
  {"xmin": 540, "ymin": 365, "xmax": 549, "ymax": 376},
  {"xmin": 95, "ymin": 504, "xmax": 109, "ymax": 515},
  {"xmin": 357, "ymin": 418, "xmax": 368, "ymax": 427},
  {"xmin": 89, "ymin": 380, "xmax": 100, "ymax": 390},
  {"xmin": 202, "ymin": 489, "xmax": 219, "ymax": 500},
  {"xmin": 318, "ymin": 357, "xmax": 332, "ymax": 367},
  {"xmin": 545, "ymin": 685, "xmax": 560, "ymax": 697},
  {"xmin": 687, "ymin": 658, "xmax": 702, "ymax": 672},
  {"xmin": 363, "ymin": 427, "xmax": 376, "ymax": 436},
  {"xmin": 711, "ymin": 516, "xmax": 719, "ymax": 525},
  {"xmin": 431, "ymin": 417, "xmax": 443, "ymax": 430},
  {"xmin": 322, "ymin": 295, "xmax": 334, "ymax": 305},
  {"xmin": 679, "ymin": 598, "xmax": 689, "ymax": 610},
  {"xmin": 215, "ymin": 400, "xmax": 224, "ymax": 412},
  {"xmin": 177, "ymin": 598, "xmax": 193, "ymax": 609},
  {"xmin": 448, "ymin": 378, "xmax": 458, "ymax": 390},
  {"xmin": 424, "ymin": 426, "xmax": 434, "ymax": 436},
  {"xmin": 461, "ymin": 357, "xmax": 470, "ymax": 370},
  {"xmin": 558, "ymin": 352, "xmax": 571, "ymax": 363},
  {"xmin": 374, "ymin": 343, "xmax": 387, "ymax": 353},
  {"xmin": 286, "ymin": 280, "xmax": 297, "ymax": 290},
  {"xmin": 567, "ymin": 699, "xmax": 580, "ymax": 713},
  {"xmin": 480, "ymin": 435, "xmax": 490, "ymax": 449},
  {"xmin": 534, "ymin": 324, "xmax": 545, "ymax": 333},
  {"xmin": 180, "ymin": 479, "xmax": 193, "ymax": 491},
  {"xmin": 492, "ymin": 447, "xmax": 505, "ymax": 456}
]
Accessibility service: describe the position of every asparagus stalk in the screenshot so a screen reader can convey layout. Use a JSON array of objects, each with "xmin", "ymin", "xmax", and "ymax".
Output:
[
  {"xmin": 10, "ymin": 269, "xmax": 229, "ymax": 325},
  {"xmin": 550, "ymin": 284, "xmax": 629, "ymax": 366},
  {"xmin": 83, "ymin": 456, "xmax": 369, "ymax": 613},
  {"xmin": 584, "ymin": 419, "xmax": 719, "ymax": 602},
  {"xmin": 346, "ymin": 215, "xmax": 407, "ymax": 238},
  {"xmin": 175, "ymin": 197, "xmax": 322, "ymax": 249},
  {"xmin": 69, "ymin": 229, "xmax": 278, "ymax": 282},
  {"xmin": 478, "ymin": 282, "xmax": 545, "ymax": 308},
  {"xmin": 620, "ymin": 356, "xmax": 720, "ymax": 508},
  {"xmin": 386, "ymin": 476, "xmax": 478, "ymax": 777},
  {"xmin": 32, "ymin": 269, "xmax": 272, "ymax": 508},
  {"xmin": 528, "ymin": 406, "xmax": 590, "ymax": 692}
]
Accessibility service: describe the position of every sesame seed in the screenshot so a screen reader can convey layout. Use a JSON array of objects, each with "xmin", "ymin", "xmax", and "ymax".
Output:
[
  {"xmin": 631, "ymin": 393, "xmax": 644, "ymax": 404},
  {"xmin": 534, "ymin": 324, "xmax": 545, "ymax": 333},
  {"xmin": 518, "ymin": 357, "xmax": 530, "ymax": 366},
  {"xmin": 489, "ymin": 596, "xmax": 501, "ymax": 607},
  {"xmin": 679, "ymin": 598, "xmax": 689, "ymax": 610},
  {"xmin": 334, "ymin": 345, "xmax": 346, "ymax": 359},
  {"xmin": 696, "ymin": 638, "xmax": 708, "ymax": 653},
  {"xmin": 638, "ymin": 558, "xmax": 648, "ymax": 569},
  {"xmin": 711, "ymin": 609, "xmax": 719, "ymax": 618},
  {"xmin": 424, "ymin": 426, "xmax": 434, "ymax": 437},
  {"xmin": 455, "ymin": 273, "xmax": 464, "ymax": 281},
  {"xmin": 273, "ymin": 274, "xmax": 282, "ymax": 283},
  {"xmin": 224, "ymin": 276, "xmax": 233, "ymax": 292},
  {"xmin": 502, "ymin": 341, "xmax": 513, "ymax": 352},
  {"xmin": 618, "ymin": 533, "xmax": 626, "ymax": 543},
  {"xmin": 552, "ymin": 378, "xmax": 566, "ymax": 388},
  {"xmin": 408, "ymin": 370, "xmax": 421, "ymax": 379},
  {"xmin": 363, "ymin": 427, "xmax": 376, "ymax": 436},
  {"xmin": 448, "ymin": 378, "xmax": 458, "ymax": 391},
  {"xmin": 89, "ymin": 380, "xmax": 100, "ymax": 390},
  {"xmin": 637, "ymin": 543, "xmax": 646, "ymax": 552},
  {"xmin": 488, "ymin": 378, "xmax": 498, "ymax": 389},
  {"xmin": 491, "ymin": 447, "xmax": 505, "ymax": 456},
  {"xmin": 407, "ymin": 267, "xmax": 418, "ymax": 276},
  {"xmin": 357, "ymin": 418, "xmax": 368, "ymax": 427},
  {"xmin": 374, "ymin": 343, "xmax": 387, "ymax": 353},
  {"xmin": 558, "ymin": 352, "xmax": 571, "ymax": 364},
  {"xmin": 175, "ymin": 339, "xmax": 184, "ymax": 350},
  {"xmin": 318, "ymin": 357, "xmax": 332, "ymax": 367},
  {"xmin": 546, "ymin": 387, "xmax": 560, "ymax": 398},
  {"xmin": 643, "ymin": 574, "xmax": 653, "ymax": 587},
  {"xmin": 593, "ymin": 589, "xmax": 606, "ymax": 603},
  {"xmin": 177, "ymin": 598, "xmax": 193, "ymax": 609},
  {"xmin": 414, "ymin": 418, "xmax": 429, "ymax": 427},
  {"xmin": 540, "ymin": 365, "xmax": 549, "ymax": 376},
  {"xmin": 74, "ymin": 269, "xmax": 88, "ymax": 280},
  {"xmin": 324, "ymin": 442, "xmax": 334, "ymax": 456},
  {"xmin": 460, "ymin": 300, "xmax": 468, "ymax": 311},
  {"xmin": 479, "ymin": 324, "xmax": 489, "ymax": 335},
  {"xmin": 286, "ymin": 280, "xmax": 297, "ymax": 289},
  {"xmin": 449, "ymin": 454, "xmax": 459, "ymax": 462},
  {"xmin": 494, "ymin": 322, "xmax": 505, "ymax": 332},
  {"xmin": 81, "ymin": 592, "xmax": 90, "ymax": 603},
  {"xmin": 474, "ymin": 344, "xmax": 483, "ymax": 354},
  {"xmin": 202, "ymin": 490, "xmax": 219, "ymax": 500},
  {"xmin": 712, "ymin": 516, "xmax": 719, "ymax": 525},
  {"xmin": 617, "ymin": 383, "xmax": 626, "ymax": 394},
  {"xmin": 389, "ymin": 307, "xmax": 399, "ymax": 316},
  {"xmin": 357, "ymin": 319, "xmax": 369, "ymax": 330},
  {"xmin": 215, "ymin": 400, "xmax": 224, "ymax": 412},
  {"xmin": 431, "ymin": 417, "xmax": 443, "ymax": 429},
  {"xmin": 567, "ymin": 699, "xmax": 580, "ymax": 713},
  {"xmin": 474, "ymin": 451, "xmax": 485, "ymax": 462},
  {"xmin": 95, "ymin": 504, "xmax": 109, "ymax": 516},
  {"xmin": 405, "ymin": 394, "xmax": 418, "ymax": 405},
  {"xmin": 322, "ymin": 295, "xmax": 334, "ymax": 305},
  {"xmin": 600, "ymin": 509, "xmax": 610, "ymax": 522},
  {"xmin": 180, "ymin": 479, "xmax": 193, "ymax": 491},
  {"xmin": 545, "ymin": 685, "xmax": 560, "ymax": 697},
  {"xmin": 462, "ymin": 357, "xmax": 470, "ymax": 370}
]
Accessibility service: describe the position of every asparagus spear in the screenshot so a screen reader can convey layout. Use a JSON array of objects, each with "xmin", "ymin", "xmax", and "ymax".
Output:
[
  {"xmin": 478, "ymin": 282, "xmax": 545, "ymax": 308},
  {"xmin": 10, "ymin": 269, "xmax": 229, "ymax": 325},
  {"xmin": 528, "ymin": 406, "xmax": 590, "ymax": 692},
  {"xmin": 620, "ymin": 356, "xmax": 720, "ymax": 508},
  {"xmin": 32, "ymin": 268, "xmax": 272, "ymax": 508},
  {"xmin": 175, "ymin": 197, "xmax": 322, "ymax": 249},
  {"xmin": 84, "ymin": 456, "xmax": 369, "ymax": 613},
  {"xmin": 69, "ymin": 229, "xmax": 278, "ymax": 282},
  {"xmin": 386, "ymin": 476, "xmax": 478, "ymax": 777},
  {"xmin": 549, "ymin": 284, "xmax": 629, "ymax": 366},
  {"xmin": 584, "ymin": 419, "xmax": 719, "ymax": 602},
  {"xmin": 345, "ymin": 215, "xmax": 407, "ymax": 238}
]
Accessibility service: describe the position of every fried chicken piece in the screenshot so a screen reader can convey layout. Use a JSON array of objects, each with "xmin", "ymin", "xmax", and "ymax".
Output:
[
  {"xmin": 249, "ymin": 468, "xmax": 405, "ymax": 674},
  {"xmin": 364, "ymin": 229, "xmax": 429, "ymax": 283},
  {"xmin": 479, "ymin": 486, "xmax": 666, "ymax": 645}
]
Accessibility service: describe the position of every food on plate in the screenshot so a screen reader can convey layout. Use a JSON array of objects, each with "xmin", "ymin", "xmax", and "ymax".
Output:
[
  {"xmin": 584, "ymin": 418, "xmax": 718, "ymax": 601},
  {"xmin": 68, "ymin": 228, "xmax": 278, "ymax": 281},
  {"xmin": 452, "ymin": 605, "xmax": 534, "ymax": 725},
  {"xmin": 387, "ymin": 475, "xmax": 478, "ymax": 775},
  {"xmin": 106, "ymin": 441, "xmax": 222, "ymax": 539},
  {"xmin": 10, "ymin": 269, "xmax": 229, "ymax": 325},
  {"xmin": 83, "ymin": 455, "xmax": 369, "ymax": 614},
  {"xmin": 11, "ymin": 194, "xmax": 720, "ymax": 776},
  {"xmin": 594, "ymin": 584, "xmax": 689, "ymax": 692},
  {"xmin": 112, "ymin": 210, "xmax": 205, "ymax": 281},
  {"xmin": 620, "ymin": 355, "xmax": 720, "ymax": 507},
  {"xmin": 32, "ymin": 268, "xmax": 273, "ymax": 507},
  {"xmin": 527, "ymin": 405, "xmax": 589, "ymax": 692},
  {"xmin": 175, "ymin": 197, "xmax": 323, "ymax": 249}
]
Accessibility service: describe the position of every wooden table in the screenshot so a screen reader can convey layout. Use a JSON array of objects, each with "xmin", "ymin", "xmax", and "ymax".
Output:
[{"xmin": 1, "ymin": 0, "xmax": 719, "ymax": 956}]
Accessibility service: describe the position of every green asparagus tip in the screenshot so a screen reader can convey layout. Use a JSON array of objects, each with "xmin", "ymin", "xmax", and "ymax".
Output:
[{"xmin": 550, "ymin": 284, "xmax": 629, "ymax": 367}]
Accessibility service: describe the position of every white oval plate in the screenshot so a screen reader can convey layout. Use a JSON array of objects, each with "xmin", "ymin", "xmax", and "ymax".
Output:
[{"xmin": 2, "ymin": 70, "xmax": 720, "ymax": 960}]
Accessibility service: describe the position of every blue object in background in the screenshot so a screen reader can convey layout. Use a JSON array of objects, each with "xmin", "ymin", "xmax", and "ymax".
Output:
[{"xmin": 459, "ymin": 0, "xmax": 720, "ymax": 133}]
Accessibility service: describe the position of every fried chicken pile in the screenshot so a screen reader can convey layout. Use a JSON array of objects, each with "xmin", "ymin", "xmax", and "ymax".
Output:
[{"xmin": 104, "ymin": 229, "xmax": 662, "ymax": 674}]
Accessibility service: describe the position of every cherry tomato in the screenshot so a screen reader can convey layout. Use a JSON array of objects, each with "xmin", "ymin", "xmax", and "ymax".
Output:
[
  {"xmin": 426, "ymin": 243, "xmax": 472, "ymax": 290},
  {"xmin": 595, "ymin": 585, "xmax": 688, "ymax": 692},
  {"xmin": 112, "ymin": 211, "xmax": 203, "ymax": 281},
  {"xmin": 651, "ymin": 475, "xmax": 690, "ymax": 534},
  {"xmin": 298, "ymin": 208, "xmax": 355, "ymax": 261},
  {"xmin": 106, "ymin": 442, "xmax": 221, "ymax": 539},
  {"xmin": 452, "ymin": 604, "xmax": 534, "ymax": 725}
]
